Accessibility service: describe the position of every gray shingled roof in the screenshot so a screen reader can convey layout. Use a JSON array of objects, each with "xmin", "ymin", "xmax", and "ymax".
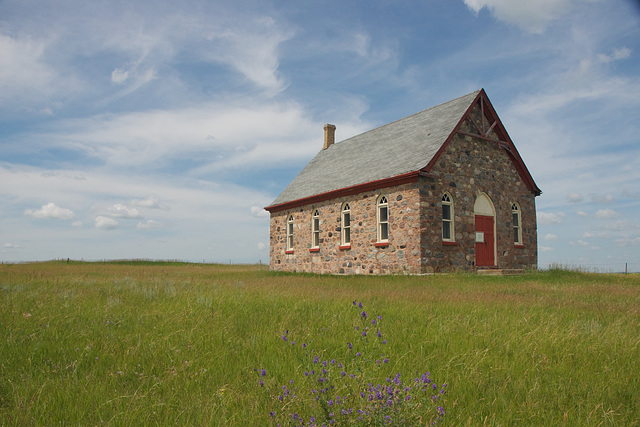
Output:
[{"xmin": 269, "ymin": 90, "xmax": 481, "ymax": 207}]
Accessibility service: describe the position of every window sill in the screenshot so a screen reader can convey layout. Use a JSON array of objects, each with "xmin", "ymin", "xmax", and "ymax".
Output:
[
  {"xmin": 442, "ymin": 241, "xmax": 458, "ymax": 246},
  {"xmin": 375, "ymin": 242, "xmax": 389, "ymax": 248},
  {"xmin": 309, "ymin": 247, "xmax": 320, "ymax": 253},
  {"xmin": 285, "ymin": 250, "xmax": 294, "ymax": 254},
  {"xmin": 339, "ymin": 244, "xmax": 351, "ymax": 250},
  {"xmin": 514, "ymin": 244, "xmax": 525, "ymax": 249}
]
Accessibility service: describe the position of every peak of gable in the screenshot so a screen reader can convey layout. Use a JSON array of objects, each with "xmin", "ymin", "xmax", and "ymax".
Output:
[{"xmin": 267, "ymin": 89, "xmax": 540, "ymax": 211}]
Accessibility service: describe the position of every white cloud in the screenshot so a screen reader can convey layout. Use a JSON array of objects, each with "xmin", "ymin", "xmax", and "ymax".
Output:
[
  {"xmin": 250, "ymin": 206, "xmax": 270, "ymax": 218},
  {"xmin": 544, "ymin": 233, "xmax": 558, "ymax": 241},
  {"xmin": 137, "ymin": 220, "xmax": 163, "ymax": 229},
  {"xmin": 539, "ymin": 246, "xmax": 554, "ymax": 252},
  {"xmin": 538, "ymin": 212, "xmax": 566, "ymax": 225},
  {"xmin": 257, "ymin": 242, "xmax": 266, "ymax": 250},
  {"xmin": 0, "ymin": 34, "xmax": 56, "ymax": 104},
  {"xmin": 597, "ymin": 47, "xmax": 632, "ymax": 63},
  {"xmin": 3, "ymin": 243, "xmax": 20, "ymax": 248},
  {"xmin": 203, "ymin": 16, "xmax": 293, "ymax": 95},
  {"xmin": 104, "ymin": 204, "xmax": 144, "ymax": 219},
  {"xmin": 111, "ymin": 68, "xmax": 129, "ymax": 84},
  {"xmin": 595, "ymin": 208, "xmax": 618, "ymax": 220},
  {"xmin": 591, "ymin": 193, "xmax": 614, "ymax": 204},
  {"xmin": 463, "ymin": 0, "xmax": 576, "ymax": 33},
  {"xmin": 577, "ymin": 211, "xmax": 588, "ymax": 217},
  {"xmin": 22, "ymin": 99, "xmax": 349, "ymax": 172},
  {"xmin": 567, "ymin": 192, "xmax": 583, "ymax": 203},
  {"xmin": 95, "ymin": 216, "xmax": 119, "ymax": 230},
  {"xmin": 571, "ymin": 240, "xmax": 600, "ymax": 250},
  {"xmin": 615, "ymin": 236, "xmax": 640, "ymax": 247},
  {"xmin": 24, "ymin": 202, "xmax": 76, "ymax": 220},
  {"xmin": 130, "ymin": 194, "xmax": 168, "ymax": 210}
]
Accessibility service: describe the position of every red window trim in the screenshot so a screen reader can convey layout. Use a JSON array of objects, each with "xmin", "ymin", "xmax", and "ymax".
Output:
[
  {"xmin": 442, "ymin": 241, "xmax": 458, "ymax": 246},
  {"xmin": 339, "ymin": 244, "xmax": 351, "ymax": 250},
  {"xmin": 309, "ymin": 247, "xmax": 320, "ymax": 253},
  {"xmin": 285, "ymin": 250, "xmax": 294, "ymax": 254},
  {"xmin": 375, "ymin": 242, "xmax": 389, "ymax": 248},
  {"xmin": 514, "ymin": 244, "xmax": 525, "ymax": 249}
]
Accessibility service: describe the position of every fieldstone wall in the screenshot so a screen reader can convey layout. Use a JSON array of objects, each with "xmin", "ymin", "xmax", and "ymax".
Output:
[
  {"xmin": 269, "ymin": 183, "xmax": 423, "ymax": 274},
  {"xmin": 418, "ymin": 104, "xmax": 538, "ymax": 272}
]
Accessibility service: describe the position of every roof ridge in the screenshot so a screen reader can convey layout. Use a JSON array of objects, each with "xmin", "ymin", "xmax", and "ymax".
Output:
[{"xmin": 332, "ymin": 89, "xmax": 482, "ymax": 146}]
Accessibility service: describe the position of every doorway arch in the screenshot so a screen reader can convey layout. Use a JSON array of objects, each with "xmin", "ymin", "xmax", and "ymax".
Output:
[{"xmin": 474, "ymin": 193, "xmax": 496, "ymax": 267}]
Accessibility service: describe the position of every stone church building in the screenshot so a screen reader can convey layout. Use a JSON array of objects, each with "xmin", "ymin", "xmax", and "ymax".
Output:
[{"xmin": 265, "ymin": 89, "xmax": 541, "ymax": 274}]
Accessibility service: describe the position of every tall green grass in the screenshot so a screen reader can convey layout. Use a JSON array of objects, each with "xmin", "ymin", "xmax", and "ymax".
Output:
[{"xmin": 0, "ymin": 262, "xmax": 638, "ymax": 425}]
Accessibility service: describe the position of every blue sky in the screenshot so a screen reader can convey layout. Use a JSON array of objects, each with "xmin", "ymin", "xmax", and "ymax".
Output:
[{"xmin": 1, "ymin": 0, "xmax": 639, "ymax": 271}]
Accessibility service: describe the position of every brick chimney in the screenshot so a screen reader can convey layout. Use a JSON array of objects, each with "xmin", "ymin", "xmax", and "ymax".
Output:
[{"xmin": 323, "ymin": 124, "xmax": 336, "ymax": 150}]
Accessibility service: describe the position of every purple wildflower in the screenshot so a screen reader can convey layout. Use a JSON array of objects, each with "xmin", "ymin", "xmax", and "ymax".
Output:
[
  {"xmin": 358, "ymin": 302, "xmax": 363, "ymax": 308},
  {"xmin": 361, "ymin": 311, "xmax": 367, "ymax": 319},
  {"xmin": 348, "ymin": 342, "xmax": 353, "ymax": 349},
  {"xmin": 261, "ymin": 369, "xmax": 266, "ymax": 376}
]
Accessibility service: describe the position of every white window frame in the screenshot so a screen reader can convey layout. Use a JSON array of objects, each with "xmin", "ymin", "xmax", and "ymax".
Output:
[
  {"xmin": 512, "ymin": 202, "xmax": 522, "ymax": 245},
  {"xmin": 377, "ymin": 195, "xmax": 389, "ymax": 243},
  {"xmin": 286, "ymin": 214, "xmax": 294, "ymax": 251},
  {"xmin": 311, "ymin": 209, "xmax": 320, "ymax": 249},
  {"xmin": 442, "ymin": 193, "xmax": 454, "ymax": 242},
  {"xmin": 341, "ymin": 202, "xmax": 351, "ymax": 247}
]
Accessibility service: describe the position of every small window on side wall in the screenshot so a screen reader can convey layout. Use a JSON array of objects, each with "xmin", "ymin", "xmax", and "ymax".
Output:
[
  {"xmin": 341, "ymin": 203, "xmax": 351, "ymax": 246},
  {"xmin": 286, "ymin": 214, "xmax": 294, "ymax": 251},
  {"xmin": 377, "ymin": 196, "xmax": 389, "ymax": 243},
  {"xmin": 311, "ymin": 209, "xmax": 320, "ymax": 248},
  {"xmin": 512, "ymin": 203, "xmax": 522, "ymax": 245},
  {"xmin": 442, "ymin": 193, "xmax": 454, "ymax": 242}
]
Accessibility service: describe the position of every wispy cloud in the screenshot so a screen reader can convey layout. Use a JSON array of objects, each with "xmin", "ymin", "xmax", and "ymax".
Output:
[{"xmin": 463, "ymin": 0, "xmax": 576, "ymax": 33}]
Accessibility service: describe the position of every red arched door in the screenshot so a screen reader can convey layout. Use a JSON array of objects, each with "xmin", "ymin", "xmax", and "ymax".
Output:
[{"xmin": 475, "ymin": 215, "xmax": 495, "ymax": 267}]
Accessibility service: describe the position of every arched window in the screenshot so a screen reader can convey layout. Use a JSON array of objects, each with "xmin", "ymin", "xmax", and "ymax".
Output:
[
  {"xmin": 311, "ymin": 209, "xmax": 320, "ymax": 248},
  {"xmin": 512, "ymin": 203, "xmax": 522, "ymax": 245},
  {"xmin": 341, "ymin": 203, "xmax": 351, "ymax": 246},
  {"xmin": 377, "ymin": 196, "xmax": 389, "ymax": 243},
  {"xmin": 286, "ymin": 214, "xmax": 294, "ymax": 251},
  {"xmin": 442, "ymin": 193, "xmax": 454, "ymax": 242}
]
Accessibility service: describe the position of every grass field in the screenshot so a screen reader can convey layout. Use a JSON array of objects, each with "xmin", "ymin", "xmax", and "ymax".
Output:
[{"xmin": 1, "ymin": 262, "xmax": 638, "ymax": 426}]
